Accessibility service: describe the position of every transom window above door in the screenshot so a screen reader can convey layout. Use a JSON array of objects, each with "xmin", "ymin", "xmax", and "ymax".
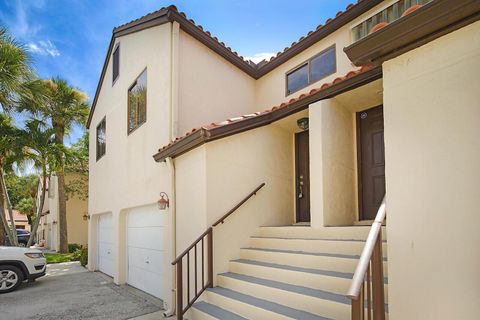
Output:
[
  {"xmin": 286, "ymin": 45, "xmax": 336, "ymax": 96},
  {"xmin": 128, "ymin": 69, "xmax": 147, "ymax": 134}
]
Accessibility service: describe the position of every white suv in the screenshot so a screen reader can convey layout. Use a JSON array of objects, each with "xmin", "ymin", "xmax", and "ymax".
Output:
[{"xmin": 0, "ymin": 246, "xmax": 47, "ymax": 293}]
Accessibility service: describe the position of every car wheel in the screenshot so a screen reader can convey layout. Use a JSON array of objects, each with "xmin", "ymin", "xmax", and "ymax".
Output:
[
  {"xmin": 0, "ymin": 265, "xmax": 24, "ymax": 293},
  {"xmin": 18, "ymin": 243, "xmax": 26, "ymax": 247}
]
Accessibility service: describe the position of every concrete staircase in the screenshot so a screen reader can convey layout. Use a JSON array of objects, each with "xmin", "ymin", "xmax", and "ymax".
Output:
[{"xmin": 190, "ymin": 226, "xmax": 388, "ymax": 320}]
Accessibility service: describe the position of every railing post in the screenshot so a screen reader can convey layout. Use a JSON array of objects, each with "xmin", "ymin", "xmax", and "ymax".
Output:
[
  {"xmin": 352, "ymin": 281, "xmax": 364, "ymax": 320},
  {"xmin": 371, "ymin": 229, "xmax": 385, "ymax": 320},
  {"xmin": 207, "ymin": 228, "xmax": 213, "ymax": 287},
  {"xmin": 176, "ymin": 261, "xmax": 183, "ymax": 320}
]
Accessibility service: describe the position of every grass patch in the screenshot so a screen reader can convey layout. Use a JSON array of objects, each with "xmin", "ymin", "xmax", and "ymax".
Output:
[{"xmin": 44, "ymin": 253, "xmax": 78, "ymax": 264}]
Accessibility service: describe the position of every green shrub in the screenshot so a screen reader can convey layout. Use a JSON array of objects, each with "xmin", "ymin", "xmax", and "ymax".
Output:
[
  {"xmin": 79, "ymin": 247, "xmax": 88, "ymax": 267},
  {"xmin": 68, "ymin": 243, "xmax": 81, "ymax": 253}
]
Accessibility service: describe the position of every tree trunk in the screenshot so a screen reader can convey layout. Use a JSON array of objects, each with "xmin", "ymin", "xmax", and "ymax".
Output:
[
  {"xmin": 0, "ymin": 168, "xmax": 18, "ymax": 246},
  {"xmin": 55, "ymin": 125, "xmax": 68, "ymax": 253},
  {"xmin": 0, "ymin": 189, "xmax": 15, "ymax": 246},
  {"xmin": 28, "ymin": 171, "xmax": 47, "ymax": 247},
  {"xmin": 0, "ymin": 212, "xmax": 5, "ymax": 246}
]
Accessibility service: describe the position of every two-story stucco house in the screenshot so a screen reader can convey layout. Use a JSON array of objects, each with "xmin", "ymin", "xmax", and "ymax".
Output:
[
  {"xmin": 36, "ymin": 174, "xmax": 88, "ymax": 251},
  {"xmin": 87, "ymin": 1, "xmax": 480, "ymax": 319}
]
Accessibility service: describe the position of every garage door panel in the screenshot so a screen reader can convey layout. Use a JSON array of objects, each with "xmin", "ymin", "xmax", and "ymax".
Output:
[
  {"xmin": 127, "ymin": 226, "xmax": 166, "ymax": 250},
  {"xmin": 98, "ymin": 213, "xmax": 114, "ymax": 277},
  {"xmin": 126, "ymin": 208, "xmax": 167, "ymax": 228},
  {"xmin": 98, "ymin": 227, "xmax": 113, "ymax": 243},
  {"xmin": 127, "ymin": 246, "xmax": 165, "ymax": 275},
  {"xmin": 128, "ymin": 265, "xmax": 167, "ymax": 298},
  {"xmin": 127, "ymin": 205, "xmax": 167, "ymax": 300}
]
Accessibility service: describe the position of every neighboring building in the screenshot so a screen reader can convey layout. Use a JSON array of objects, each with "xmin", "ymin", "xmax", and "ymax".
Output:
[
  {"xmin": 36, "ymin": 174, "xmax": 88, "ymax": 251},
  {"xmin": 4, "ymin": 210, "xmax": 30, "ymax": 231},
  {"xmin": 87, "ymin": 1, "xmax": 480, "ymax": 319}
]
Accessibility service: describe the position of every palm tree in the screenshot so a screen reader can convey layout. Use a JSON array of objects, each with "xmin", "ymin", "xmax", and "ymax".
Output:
[
  {"xmin": 0, "ymin": 113, "xmax": 23, "ymax": 246},
  {"xmin": 23, "ymin": 78, "xmax": 89, "ymax": 252},
  {"xmin": 21, "ymin": 120, "xmax": 62, "ymax": 247},
  {"xmin": 0, "ymin": 26, "xmax": 43, "ymax": 111}
]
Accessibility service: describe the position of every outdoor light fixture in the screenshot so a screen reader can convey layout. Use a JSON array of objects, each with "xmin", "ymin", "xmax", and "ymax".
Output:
[
  {"xmin": 82, "ymin": 213, "xmax": 90, "ymax": 221},
  {"xmin": 297, "ymin": 117, "xmax": 309, "ymax": 131},
  {"xmin": 158, "ymin": 192, "xmax": 170, "ymax": 210}
]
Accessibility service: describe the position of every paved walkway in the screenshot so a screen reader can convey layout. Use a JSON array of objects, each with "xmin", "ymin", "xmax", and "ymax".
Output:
[{"xmin": 0, "ymin": 262, "xmax": 164, "ymax": 320}]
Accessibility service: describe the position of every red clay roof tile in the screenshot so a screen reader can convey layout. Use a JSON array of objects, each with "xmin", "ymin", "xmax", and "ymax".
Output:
[{"xmin": 157, "ymin": 66, "xmax": 371, "ymax": 153}]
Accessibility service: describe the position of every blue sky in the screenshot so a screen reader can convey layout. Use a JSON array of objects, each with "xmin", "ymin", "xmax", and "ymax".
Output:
[{"xmin": 0, "ymin": 0, "xmax": 352, "ymax": 143}]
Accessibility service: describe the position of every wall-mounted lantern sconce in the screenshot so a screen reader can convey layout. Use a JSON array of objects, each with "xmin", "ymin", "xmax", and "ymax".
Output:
[
  {"xmin": 297, "ymin": 117, "xmax": 309, "ymax": 131},
  {"xmin": 82, "ymin": 213, "xmax": 90, "ymax": 221},
  {"xmin": 158, "ymin": 192, "xmax": 170, "ymax": 210}
]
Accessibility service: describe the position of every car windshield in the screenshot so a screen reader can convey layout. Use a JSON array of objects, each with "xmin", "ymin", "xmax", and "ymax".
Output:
[{"xmin": 16, "ymin": 229, "xmax": 30, "ymax": 235}]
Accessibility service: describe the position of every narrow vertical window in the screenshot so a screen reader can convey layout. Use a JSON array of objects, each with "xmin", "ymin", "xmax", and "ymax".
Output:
[
  {"xmin": 128, "ymin": 69, "xmax": 147, "ymax": 134},
  {"xmin": 96, "ymin": 117, "xmax": 106, "ymax": 161},
  {"xmin": 112, "ymin": 44, "xmax": 120, "ymax": 84}
]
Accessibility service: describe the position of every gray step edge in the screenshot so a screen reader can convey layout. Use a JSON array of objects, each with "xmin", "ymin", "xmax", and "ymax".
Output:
[
  {"xmin": 219, "ymin": 272, "xmax": 350, "ymax": 305},
  {"xmin": 232, "ymin": 259, "xmax": 388, "ymax": 284},
  {"xmin": 208, "ymin": 287, "xmax": 332, "ymax": 320},
  {"xmin": 242, "ymin": 247, "xmax": 388, "ymax": 261},
  {"xmin": 192, "ymin": 301, "xmax": 248, "ymax": 320}
]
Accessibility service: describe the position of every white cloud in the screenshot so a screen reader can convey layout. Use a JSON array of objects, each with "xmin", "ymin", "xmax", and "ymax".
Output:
[
  {"xmin": 27, "ymin": 40, "xmax": 60, "ymax": 57},
  {"xmin": 244, "ymin": 52, "xmax": 276, "ymax": 64}
]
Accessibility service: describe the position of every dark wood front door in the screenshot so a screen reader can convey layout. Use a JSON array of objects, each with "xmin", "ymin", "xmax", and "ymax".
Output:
[
  {"xmin": 357, "ymin": 105, "xmax": 385, "ymax": 220},
  {"xmin": 295, "ymin": 131, "xmax": 310, "ymax": 222}
]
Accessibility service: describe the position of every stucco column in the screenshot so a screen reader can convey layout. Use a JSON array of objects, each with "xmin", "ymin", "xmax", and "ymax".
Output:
[
  {"xmin": 114, "ymin": 209, "xmax": 127, "ymax": 285},
  {"xmin": 309, "ymin": 101, "xmax": 325, "ymax": 228}
]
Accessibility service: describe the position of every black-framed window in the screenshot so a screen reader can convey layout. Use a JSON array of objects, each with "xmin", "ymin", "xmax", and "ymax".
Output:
[
  {"xmin": 96, "ymin": 117, "xmax": 106, "ymax": 161},
  {"xmin": 112, "ymin": 44, "xmax": 120, "ymax": 84},
  {"xmin": 128, "ymin": 69, "xmax": 147, "ymax": 134},
  {"xmin": 286, "ymin": 45, "xmax": 336, "ymax": 96}
]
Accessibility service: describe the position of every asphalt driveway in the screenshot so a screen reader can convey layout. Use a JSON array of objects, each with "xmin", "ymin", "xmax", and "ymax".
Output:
[{"xmin": 0, "ymin": 262, "xmax": 164, "ymax": 320}]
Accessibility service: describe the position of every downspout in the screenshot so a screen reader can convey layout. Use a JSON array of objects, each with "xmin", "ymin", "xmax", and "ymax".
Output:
[
  {"xmin": 164, "ymin": 157, "xmax": 177, "ymax": 317},
  {"xmin": 164, "ymin": 20, "xmax": 180, "ymax": 318}
]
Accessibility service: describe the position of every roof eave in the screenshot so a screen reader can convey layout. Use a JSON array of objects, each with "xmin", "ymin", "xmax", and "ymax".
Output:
[
  {"xmin": 344, "ymin": 0, "xmax": 480, "ymax": 66},
  {"xmin": 153, "ymin": 66, "xmax": 382, "ymax": 162}
]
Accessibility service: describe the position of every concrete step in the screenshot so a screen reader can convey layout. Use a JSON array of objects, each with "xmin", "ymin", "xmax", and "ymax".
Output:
[
  {"xmin": 206, "ymin": 287, "xmax": 331, "ymax": 320},
  {"xmin": 216, "ymin": 272, "xmax": 350, "ymax": 319},
  {"xmin": 239, "ymin": 247, "xmax": 388, "ymax": 274},
  {"xmin": 249, "ymin": 236, "xmax": 388, "ymax": 257},
  {"xmin": 229, "ymin": 258, "xmax": 352, "ymax": 295},
  {"xmin": 229, "ymin": 259, "xmax": 388, "ymax": 299},
  {"xmin": 255, "ymin": 226, "xmax": 387, "ymax": 241},
  {"xmin": 191, "ymin": 301, "xmax": 248, "ymax": 320}
]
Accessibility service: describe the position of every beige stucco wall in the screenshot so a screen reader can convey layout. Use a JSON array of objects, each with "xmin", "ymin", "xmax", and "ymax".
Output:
[
  {"xmin": 309, "ymin": 98, "xmax": 357, "ymax": 228},
  {"xmin": 177, "ymin": 30, "xmax": 256, "ymax": 136},
  {"xmin": 65, "ymin": 175, "xmax": 88, "ymax": 247},
  {"xmin": 88, "ymin": 23, "xmax": 173, "ymax": 292},
  {"xmin": 174, "ymin": 124, "xmax": 294, "ymax": 277},
  {"xmin": 383, "ymin": 21, "xmax": 480, "ymax": 319},
  {"xmin": 36, "ymin": 174, "xmax": 88, "ymax": 249}
]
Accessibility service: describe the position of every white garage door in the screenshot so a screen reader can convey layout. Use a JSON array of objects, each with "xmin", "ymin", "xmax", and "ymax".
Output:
[
  {"xmin": 127, "ymin": 205, "xmax": 167, "ymax": 299},
  {"xmin": 97, "ymin": 213, "xmax": 114, "ymax": 277}
]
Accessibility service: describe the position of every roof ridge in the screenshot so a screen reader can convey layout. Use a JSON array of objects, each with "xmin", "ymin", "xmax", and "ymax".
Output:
[{"xmin": 110, "ymin": 2, "xmax": 364, "ymax": 66}]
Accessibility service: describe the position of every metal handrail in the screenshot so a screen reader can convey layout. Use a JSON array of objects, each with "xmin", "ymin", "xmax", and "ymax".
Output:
[
  {"xmin": 212, "ymin": 183, "xmax": 266, "ymax": 226},
  {"xmin": 347, "ymin": 196, "xmax": 386, "ymax": 320},
  {"xmin": 171, "ymin": 182, "xmax": 266, "ymax": 320}
]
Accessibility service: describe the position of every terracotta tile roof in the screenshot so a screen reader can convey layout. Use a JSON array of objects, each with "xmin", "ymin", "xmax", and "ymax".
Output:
[
  {"xmin": 88, "ymin": 1, "xmax": 384, "ymax": 128},
  {"xmin": 157, "ymin": 65, "xmax": 372, "ymax": 154},
  {"xmin": 113, "ymin": 2, "xmax": 366, "ymax": 67}
]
